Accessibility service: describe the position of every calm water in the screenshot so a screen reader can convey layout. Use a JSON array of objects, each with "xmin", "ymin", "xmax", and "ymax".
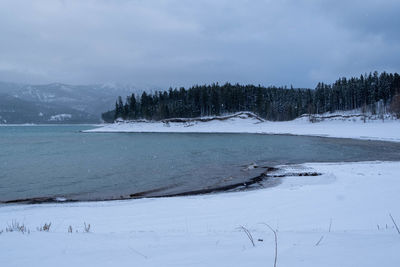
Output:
[{"xmin": 1, "ymin": 125, "xmax": 400, "ymax": 202}]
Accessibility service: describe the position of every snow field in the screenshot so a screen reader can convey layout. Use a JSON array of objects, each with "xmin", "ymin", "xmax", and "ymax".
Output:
[{"xmin": 1, "ymin": 161, "xmax": 400, "ymax": 266}]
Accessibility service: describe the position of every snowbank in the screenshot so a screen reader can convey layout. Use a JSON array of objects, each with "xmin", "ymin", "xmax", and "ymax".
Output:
[
  {"xmin": 1, "ymin": 161, "xmax": 400, "ymax": 266},
  {"xmin": 85, "ymin": 112, "xmax": 400, "ymax": 142}
]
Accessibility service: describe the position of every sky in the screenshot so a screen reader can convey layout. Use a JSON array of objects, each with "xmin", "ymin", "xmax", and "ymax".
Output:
[{"xmin": 0, "ymin": 0, "xmax": 399, "ymax": 89}]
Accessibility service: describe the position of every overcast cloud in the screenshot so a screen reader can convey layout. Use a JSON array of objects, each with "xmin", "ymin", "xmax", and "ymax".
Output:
[{"xmin": 0, "ymin": 0, "xmax": 399, "ymax": 88}]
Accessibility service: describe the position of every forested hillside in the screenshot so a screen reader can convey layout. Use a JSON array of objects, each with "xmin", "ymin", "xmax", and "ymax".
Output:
[{"xmin": 103, "ymin": 71, "xmax": 400, "ymax": 122}]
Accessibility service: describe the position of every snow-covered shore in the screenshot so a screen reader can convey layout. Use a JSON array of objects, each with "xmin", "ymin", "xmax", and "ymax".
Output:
[
  {"xmin": 1, "ymin": 161, "xmax": 400, "ymax": 266},
  {"xmin": 85, "ymin": 112, "xmax": 400, "ymax": 142},
  {"xmin": 2, "ymin": 113, "xmax": 400, "ymax": 266}
]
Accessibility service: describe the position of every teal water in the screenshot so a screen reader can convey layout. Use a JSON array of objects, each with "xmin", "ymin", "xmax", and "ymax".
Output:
[{"xmin": 1, "ymin": 125, "xmax": 400, "ymax": 202}]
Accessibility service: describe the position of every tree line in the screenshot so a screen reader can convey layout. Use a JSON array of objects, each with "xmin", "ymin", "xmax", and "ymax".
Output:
[{"xmin": 102, "ymin": 71, "xmax": 400, "ymax": 122}]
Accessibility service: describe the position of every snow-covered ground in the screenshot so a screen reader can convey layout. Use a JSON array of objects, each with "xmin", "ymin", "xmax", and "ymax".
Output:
[
  {"xmin": 1, "ymin": 161, "xmax": 400, "ymax": 266},
  {"xmin": 86, "ymin": 112, "xmax": 400, "ymax": 142}
]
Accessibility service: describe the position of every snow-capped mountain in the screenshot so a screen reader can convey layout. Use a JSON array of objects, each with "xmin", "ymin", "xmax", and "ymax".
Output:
[{"xmin": 0, "ymin": 81, "xmax": 141, "ymax": 124}]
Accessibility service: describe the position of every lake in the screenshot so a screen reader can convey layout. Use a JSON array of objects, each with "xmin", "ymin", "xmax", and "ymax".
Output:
[{"xmin": 1, "ymin": 125, "xmax": 400, "ymax": 202}]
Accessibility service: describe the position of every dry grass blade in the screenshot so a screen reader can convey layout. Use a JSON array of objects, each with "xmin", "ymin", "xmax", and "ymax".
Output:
[
  {"xmin": 84, "ymin": 222, "xmax": 91, "ymax": 233},
  {"xmin": 261, "ymin": 223, "xmax": 278, "ymax": 267},
  {"xmin": 6, "ymin": 220, "xmax": 29, "ymax": 234},
  {"xmin": 315, "ymin": 235, "xmax": 324, "ymax": 246},
  {"xmin": 389, "ymin": 213, "xmax": 400, "ymax": 235},
  {"xmin": 37, "ymin": 222, "xmax": 51, "ymax": 232},
  {"xmin": 238, "ymin": 225, "xmax": 255, "ymax": 247}
]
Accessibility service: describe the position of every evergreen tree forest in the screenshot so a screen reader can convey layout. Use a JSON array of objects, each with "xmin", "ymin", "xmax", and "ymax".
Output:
[{"xmin": 102, "ymin": 71, "xmax": 400, "ymax": 122}]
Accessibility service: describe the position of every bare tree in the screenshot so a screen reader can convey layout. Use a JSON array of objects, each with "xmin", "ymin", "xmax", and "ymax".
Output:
[
  {"xmin": 361, "ymin": 103, "xmax": 367, "ymax": 123},
  {"xmin": 390, "ymin": 94, "xmax": 400, "ymax": 119}
]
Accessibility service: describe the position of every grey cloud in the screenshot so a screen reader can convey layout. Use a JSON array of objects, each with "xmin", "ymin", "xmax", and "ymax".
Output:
[{"xmin": 0, "ymin": 0, "xmax": 399, "ymax": 88}]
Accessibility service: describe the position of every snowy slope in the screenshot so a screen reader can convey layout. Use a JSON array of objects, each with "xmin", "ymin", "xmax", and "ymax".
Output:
[
  {"xmin": 0, "ymin": 93, "xmax": 98, "ymax": 124},
  {"xmin": 0, "ymin": 81, "xmax": 140, "ymax": 123},
  {"xmin": 1, "ymin": 161, "xmax": 400, "ymax": 266},
  {"xmin": 86, "ymin": 112, "xmax": 400, "ymax": 142}
]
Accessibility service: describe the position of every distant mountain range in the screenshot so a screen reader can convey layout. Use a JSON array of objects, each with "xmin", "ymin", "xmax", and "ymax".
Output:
[{"xmin": 0, "ymin": 82, "xmax": 139, "ymax": 124}]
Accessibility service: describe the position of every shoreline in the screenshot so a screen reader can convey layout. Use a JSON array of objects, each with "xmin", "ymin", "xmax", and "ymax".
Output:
[
  {"xmin": 83, "ymin": 130, "xmax": 400, "ymax": 144},
  {"xmin": 0, "ymin": 166, "xmax": 321, "ymax": 205},
  {"xmin": 2, "ymin": 161, "xmax": 400, "ymax": 266},
  {"xmin": 84, "ymin": 113, "xmax": 400, "ymax": 143}
]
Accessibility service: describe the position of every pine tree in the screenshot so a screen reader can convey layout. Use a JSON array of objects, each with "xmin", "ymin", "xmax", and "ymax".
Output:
[{"xmin": 103, "ymin": 71, "xmax": 400, "ymax": 123}]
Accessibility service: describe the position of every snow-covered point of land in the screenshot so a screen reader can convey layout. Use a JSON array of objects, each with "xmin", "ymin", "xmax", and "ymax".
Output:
[
  {"xmin": 1, "ymin": 161, "xmax": 400, "ymax": 266},
  {"xmin": 86, "ymin": 112, "xmax": 400, "ymax": 142}
]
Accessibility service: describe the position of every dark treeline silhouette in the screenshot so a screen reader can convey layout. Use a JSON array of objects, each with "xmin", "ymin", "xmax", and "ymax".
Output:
[{"xmin": 102, "ymin": 71, "xmax": 400, "ymax": 122}]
